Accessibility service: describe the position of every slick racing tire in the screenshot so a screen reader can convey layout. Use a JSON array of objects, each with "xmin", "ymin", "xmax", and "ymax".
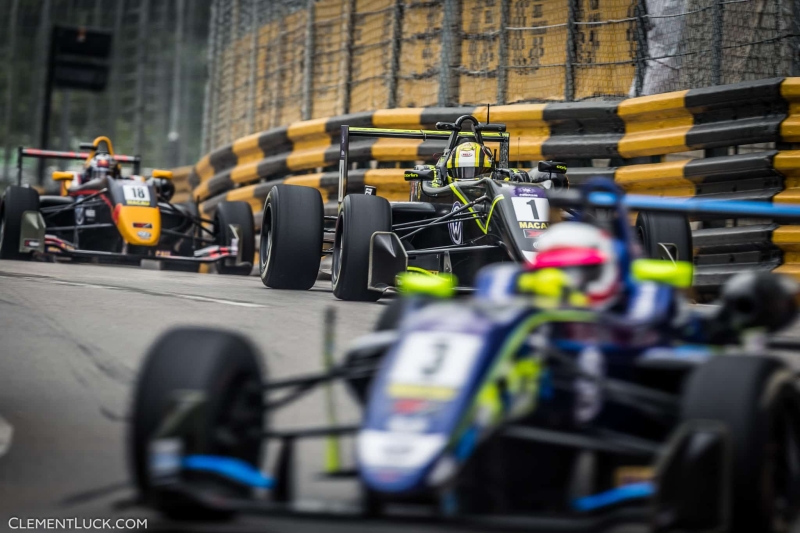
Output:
[
  {"xmin": 0, "ymin": 185, "xmax": 40, "ymax": 260},
  {"xmin": 215, "ymin": 201, "xmax": 255, "ymax": 275},
  {"xmin": 635, "ymin": 211, "xmax": 692, "ymax": 263},
  {"xmin": 332, "ymin": 194, "xmax": 391, "ymax": 301},
  {"xmin": 129, "ymin": 328, "xmax": 265, "ymax": 521},
  {"xmin": 681, "ymin": 356, "xmax": 800, "ymax": 533},
  {"xmin": 259, "ymin": 184, "xmax": 323, "ymax": 290}
]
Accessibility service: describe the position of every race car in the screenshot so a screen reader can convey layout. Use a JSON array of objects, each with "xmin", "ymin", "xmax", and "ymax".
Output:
[
  {"xmin": 0, "ymin": 137, "xmax": 253, "ymax": 274},
  {"xmin": 128, "ymin": 179, "xmax": 800, "ymax": 532},
  {"xmin": 258, "ymin": 115, "xmax": 692, "ymax": 301}
]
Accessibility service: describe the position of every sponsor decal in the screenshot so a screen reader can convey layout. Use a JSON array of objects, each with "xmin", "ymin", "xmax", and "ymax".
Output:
[
  {"xmin": 387, "ymin": 415, "xmax": 429, "ymax": 433},
  {"xmin": 523, "ymin": 229, "xmax": 543, "ymax": 239},
  {"xmin": 364, "ymin": 185, "xmax": 377, "ymax": 195},
  {"xmin": 155, "ymin": 250, "xmax": 172, "ymax": 257},
  {"xmin": 133, "ymin": 222, "xmax": 153, "ymax": 228},
  {"xmin": 137, "ymin": 231, "xmax": 151, "ymax": 239},
  {"xmin": 448, "ymin": 202, "xmax": 463, "ymax": 244},
  {"xmin": 512, "ymin": 187, "xmax": 545, "ymax": 198},
  {"xmin": 519, "ymin": 221, "xmax": 549, "ymax": 230},
  {"xmin": 23, "ymin": 239, "xmax": 40, "ymax": 248},
  {"xmin": 393, "ymin": 398, "xmax": 434, "ymax": 414},
  {"xmin": 574, "ymin": 346, "xmax": 605, "ymax": 423}
]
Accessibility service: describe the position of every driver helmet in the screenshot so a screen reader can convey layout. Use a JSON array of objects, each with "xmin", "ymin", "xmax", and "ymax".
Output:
[
  {"xmin": 528, "ymin": 222, "xmax": 620, "ymax": 308},
  {"xmin": 87, "ymin": 153, "xmax": 118, "ymax": 181},
  {"xmin": 446, "ymin": 141, "xmax": 493, "ymax": 181}
]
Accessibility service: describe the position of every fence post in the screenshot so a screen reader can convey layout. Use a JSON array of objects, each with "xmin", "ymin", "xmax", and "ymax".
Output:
[
  {"xmin": 246, "ymin": 0, "xmax": 258, "ymax": 135},
  {"xmin": 168, "ymin": 0, "xmax": 186, "ymax": 167},
  {"xmin": 133, "ymin": 0, "xmax": 150, "ymax": 156},
  {"xmin": 2, "ymin": 0, "xmax": 21, "ymax": 184},
  {"xmin": 301, "ymin": 0, "xmax": 315, "ymax": 121},
  {"xmin": 792, "ymin": 0, "xmax": 800, "ymax": 76},
  {"xmin": 711, "ymin": 0, "xmax": 723, "ymax": 85},
  {"xmin": 496, "ymin": 0, "xmax": 509, "ymax": 105},
  {"xmin": 387, "ymin": 0, "xmax": 402, "ymax": 108},
  {"xmin": 201, "ymin": 0, "xmax": 218, "ymax": 153},
  {"xmin": 439, "ymin": 0, "xmax": 458, "ymax": 107},
  {"xmin": 565, "ymin": 0, "xmax": 577, "ymax": 102},
  {"xmin": 633, "ymin": 0, "xmax": 648, "ymax": 97},
  {"xmin": 341, "ymin": 0, "xmax": 355, "ymax": 115}
]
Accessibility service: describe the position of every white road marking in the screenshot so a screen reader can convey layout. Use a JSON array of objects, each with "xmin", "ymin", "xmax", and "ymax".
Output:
[
  {"xmin": 0, "ymin": 415, "xmax": 14, "ymax": 458},
  {"xmin": 17, "ymin": 277, "xmax": 267, "ymax": 309}
]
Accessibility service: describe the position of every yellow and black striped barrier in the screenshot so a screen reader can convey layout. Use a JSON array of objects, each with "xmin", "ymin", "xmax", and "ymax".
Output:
[{"xmin": 188, "ymin": 77, "xmax": 800, "ymax": 287}]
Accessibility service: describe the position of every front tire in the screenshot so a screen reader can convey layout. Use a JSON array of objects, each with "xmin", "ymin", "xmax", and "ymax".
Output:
[
  {"xmin": 0, "ymin": 186, "xmax": 40, "ymax": 260},
  {"xmin": 129, "ymin": 328, "xmax": 265, "ymax": 520},
  {"xmin": 681, "ymin": 356, "xmax": 800, "ymax": 532},
  {"xmin": 332, "ymin": 194, "xmax": 391, "ymax": 301},
  {"xmin": 259, "ymin": 184, "xmax": 323, "ymax": 290},
  {"xmin": 635, "ymin": 211, "xmax": 692, "ymax": 263},
  {"xmin": 215, "ymin": 201, "xmax": 255, "ymax": 275}
]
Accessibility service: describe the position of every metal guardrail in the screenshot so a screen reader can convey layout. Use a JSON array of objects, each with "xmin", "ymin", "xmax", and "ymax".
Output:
[{"xmin": 188, "ymin": 78, "xmax": 800, "ymax": 288}]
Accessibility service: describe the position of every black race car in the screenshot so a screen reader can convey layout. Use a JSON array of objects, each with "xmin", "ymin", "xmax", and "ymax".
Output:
[
  {"xmin": 0, "ymin": 137, "xmax": 254, "ymax": 274},
  {"xmin": 258, "ymin": 115, "xmax": 691, "ymax": 300}
]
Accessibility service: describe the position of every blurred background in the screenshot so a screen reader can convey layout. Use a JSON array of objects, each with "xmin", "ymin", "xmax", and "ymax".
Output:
[{"xmin": 0, "ymin": 0, "xmax": 798, "ymax": 185}]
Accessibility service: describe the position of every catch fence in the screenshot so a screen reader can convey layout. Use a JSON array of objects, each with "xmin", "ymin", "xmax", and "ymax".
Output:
[{"xmin": 202, "ymin": 0, "xmax": 800, "ymax": 153}]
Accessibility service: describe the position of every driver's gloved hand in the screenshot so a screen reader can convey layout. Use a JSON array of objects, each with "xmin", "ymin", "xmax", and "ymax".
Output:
[{"xmin": 494, "ymin": 168, "xmax": 529, "ymax": 182}]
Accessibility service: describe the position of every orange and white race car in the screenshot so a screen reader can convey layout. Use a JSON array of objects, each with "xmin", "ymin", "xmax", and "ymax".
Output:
[{"xmin": 0, "ymin": 136, "xmax": 253, "ymax": 274}]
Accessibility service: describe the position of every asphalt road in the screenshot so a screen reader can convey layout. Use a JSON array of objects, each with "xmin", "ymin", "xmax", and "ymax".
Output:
[
  {"xmin": 0, "ymin": 260, "xmax": 797, "ymax": 533},
  {"xmin": 0, "ymin": 260, "xmax": 398, "ymax": 532}
]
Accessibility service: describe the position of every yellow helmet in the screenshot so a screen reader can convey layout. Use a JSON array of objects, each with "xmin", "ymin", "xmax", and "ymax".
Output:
[{"xmin": 446, "ymin": 141, "xmax": 493, "ymax": 181}]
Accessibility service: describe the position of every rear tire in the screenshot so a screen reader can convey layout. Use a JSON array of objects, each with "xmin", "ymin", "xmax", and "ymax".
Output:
[
  {"xmin": 259, "ymin": 185, "xmax": 323, "ymax": 290},
  {"xmin": 635, "ymin": 211, "xmax": 692, "ymax": 263},
  {"xmin": 0, "ymin": 186, "xmax": 40, "ymax": 260},
  {"xmin": 681, "ymin": 356, "xmax": 800, "ymax": 532},
  {"xmin": 129, "ymin": 328, "xmax": 265, "ymax": 520},
  {"xmin": 215, "ymin": 201, "xmax": 255, "ymax": 275},
  {"xmin": 332, "ymin": 194, "xmax": 391, "ymax": 301}
]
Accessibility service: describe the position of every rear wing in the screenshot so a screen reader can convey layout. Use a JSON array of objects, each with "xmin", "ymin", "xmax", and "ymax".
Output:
[
  {"xmin": 17, "ymin": 146, "xmax": 141, "ymax": 185},
  {"xmin": 337, "ymin": 126, "xmax": 510, "ymax": 206}
]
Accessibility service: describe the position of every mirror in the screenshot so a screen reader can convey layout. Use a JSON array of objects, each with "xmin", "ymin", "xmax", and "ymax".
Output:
[
  {"xmin": 152, "ymin": 169, "xmax": 173, "ymax": 179},
  {"xmin": 404, "ymin": 168, "xmax": 435, "ymax": 182},
  {"xmin": 52, "ymin": 171, "xmax": 74, "ymax": 181},
  {"xmin": 631, "ymin": 259, "xmax": 693, "ymax": 288},
  {"xmin": 538, "ymin": 160, "xmax": 568, "ymax": 174}
]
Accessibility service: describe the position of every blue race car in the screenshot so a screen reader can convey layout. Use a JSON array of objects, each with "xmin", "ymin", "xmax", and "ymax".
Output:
[{"xmin": 129, "ymin": 179, "xmax": 800, "ymax": 532}]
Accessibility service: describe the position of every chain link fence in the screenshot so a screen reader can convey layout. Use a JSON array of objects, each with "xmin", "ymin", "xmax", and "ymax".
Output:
[
  {"xmin": 202, "ymin": 0, "xmax": 800, "ymax": 153},
  {"xmin": 0, "ymin": 0, "xmax": 212, "ymax": 187}
]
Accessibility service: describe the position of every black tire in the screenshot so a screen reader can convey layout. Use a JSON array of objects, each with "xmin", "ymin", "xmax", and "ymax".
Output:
[
  {"xmin": 129, "ymin": 328, "xmax": 265, "ymax": 520},
  {"xmin": 332, "ymin": 194, "xmax": 391, "ymax": 301},
  {"xmin": 635, "ymin": 211, "xmax": 692, "ymax": 263},
  {"xmin": 0, "ymin": 186, "xmax": 40, "ymax": 260},
  {"xmin": 215, "ymin": 201, "xmax": 255, "ymax": 275},
  {"xmin": 260, "ymin": 185, "xmax": 323, "ymax": 290},
  {"xmin": 681, "ymin": 356, "xmax": 800, "ymax": 532}
]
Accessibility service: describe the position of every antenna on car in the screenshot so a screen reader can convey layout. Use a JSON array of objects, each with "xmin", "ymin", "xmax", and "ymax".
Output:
[
  {"xmin": 517, "ymin": 136, "xmax": 521, "ymax": 166},
  {"xmin": 486, "ymin": 103, "xmax": 490, "ymax": 124}
]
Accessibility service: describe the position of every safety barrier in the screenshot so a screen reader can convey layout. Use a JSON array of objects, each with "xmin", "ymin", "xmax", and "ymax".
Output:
[{"xmin": 189, "ymin": 77, "xmax": 800, "ymax": 288}]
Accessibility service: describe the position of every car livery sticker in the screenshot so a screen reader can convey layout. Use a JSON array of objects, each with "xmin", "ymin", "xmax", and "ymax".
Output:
[{"xmin": 448, "ymin": 202, "xmax": 463, "ymax": 244}]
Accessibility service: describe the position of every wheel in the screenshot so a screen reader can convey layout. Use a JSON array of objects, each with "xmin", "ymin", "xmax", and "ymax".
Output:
[
  {"xmin": 0, "ymin": 186, "xmax": 40, "ymax": 260},
  {"xmin": 681, "ymin": 356, "xmax": 800, "ymax": 532},
  {"xmin": 332, "ymin": 194, "xmax": 391, "ymax": 301},
  {"xmin": 129, "ymin": 328, "xmax": 265, "ymax": 520},
  {"xmin": 635, "ymin": 211, "xmax": 692, "ymax": 263},
  {"xmin": 259, "ymin": 184, "xmax": 323, "ymax": 290},
  {"xmin": 215, "ymin": 201, "xmax": 255, "ymax": 275}
]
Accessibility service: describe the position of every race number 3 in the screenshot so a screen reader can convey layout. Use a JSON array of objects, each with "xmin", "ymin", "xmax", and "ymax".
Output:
[{"xmin": 389, "ymin": 333, "xmax": 482, "ymax": 389}]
